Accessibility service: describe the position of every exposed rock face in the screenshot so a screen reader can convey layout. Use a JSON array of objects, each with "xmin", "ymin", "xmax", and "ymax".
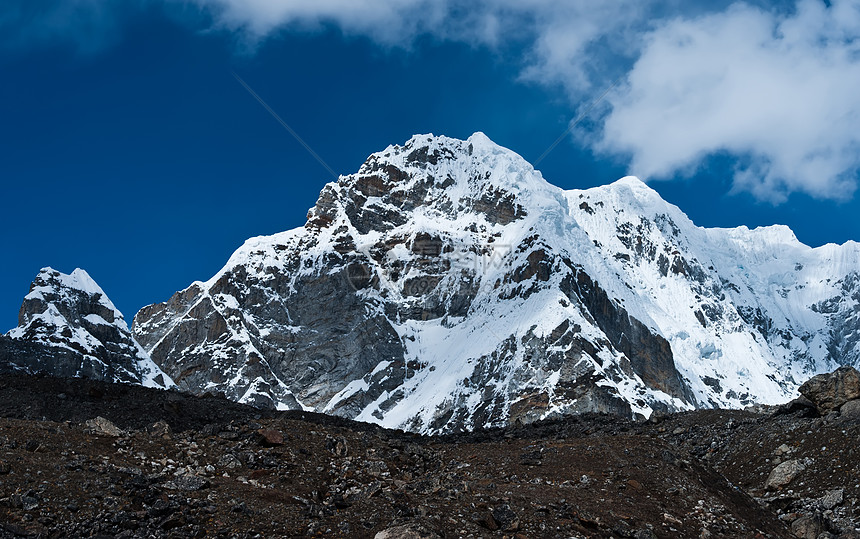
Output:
[
  {"xmin": 799, "ymin": 366, "xmax": 860, "ymax": 413},
  {"xmin": 1, "ymin": 268, "xmax": 173, "ymax": 389},
  {"xmin": 128, "ymin": 133, "xmax": 860, "ymax": 433}
]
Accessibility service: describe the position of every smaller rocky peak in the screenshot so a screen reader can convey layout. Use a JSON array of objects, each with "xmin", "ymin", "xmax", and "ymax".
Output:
[
  {"xmin": 3, "ymin": 267, "xmax": 174, "ymax": 389},
  {"xmin": 15, "ymin": 267, "xmax": 124, "ymax": 334}
]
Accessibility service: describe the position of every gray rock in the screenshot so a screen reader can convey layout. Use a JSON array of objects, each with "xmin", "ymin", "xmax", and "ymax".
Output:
[
  {"xmin": 819, "ymin": 489, "xmax": 844, "ymax": 510},
  {"xmin": 773, "ymin": 395, "xmax": 819, "ymax": 418},
  {"xmin": 374, "ymin": 522, "xmax": 441, "ymax": 539},
  {"xmin": 774, "ymin": 443, "xmax": 793, "ymax": 457},
  {"xmin": 164, "ymin": 475, "xmax": 210, "ymax": 491},
  {"xmin": 84, "ymin": 416, "xmax": 125, "ymax": 437},
  {"xmin": 790, "ymin": 513, "xmax": 826, "ymax": 539},
  {"xmin": 765, "ymin": 459, "xmax": 806, "ymax": 490},
  {"xmin": 799, "ymin": 367, "xmax": 860, "ymax": 414},
  {"xmin": 218, "ymin": 453, "xmax": 241, "ymax": 469},
  {"xmin": 147, "ymin": 420, "xmax": 172, "ymax": 438},
  {"xmin": 839, "ymin": 399, "xmax": 860, "ymax": 420},
  {"xmin": 10, "ymin": 493, "xmax": 39, "ymax": 511},
  {"xmin": 325, "ymin": 435, "xmax": 349, "ymax": 457},
  {"xmin": 491, "ymin": 504, "xmax": 519, "ymax": 531},
  {"xmin": 745, "ymin": 402, "xmax": 776, "ymax": 414}
]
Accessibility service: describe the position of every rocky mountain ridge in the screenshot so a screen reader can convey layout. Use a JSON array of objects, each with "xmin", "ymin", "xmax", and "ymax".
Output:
[
  {"xmin": 2, "ymin": 133, "xmax": 860, "ymax": 435},
  {"xmin": 129, "ymin": 133, "xmax": 860, "ymax": 433}
]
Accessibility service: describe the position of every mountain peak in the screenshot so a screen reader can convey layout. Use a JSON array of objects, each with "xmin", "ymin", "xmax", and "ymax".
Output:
[
  {"xmin": 306, "ymin": 133, "xmax": 559, "ymax": 234},
  {"xmin": 601, "ymin": 175, "xmax": 667, "ymax": 211},
  {"xmin": 3, "ymin": 268, "xmax": 173, "ymax": 389},
  {"xmin": 399, "ymin": 131, "xmax": 500, "ymax": 153},
  {"xmin": 611, "ymin": 175, "xmax": 649, "ymax": 189},
  {"xmin": 132, "ymin": 133, "xmax": 860, "ymax": 433},
  {"xmin": 10, "ymin": 134, "xmax": 860, "ymax": 435},
  {"xmin": 24, "ymin": 267, "xmax": 121, "ymax": 327}
]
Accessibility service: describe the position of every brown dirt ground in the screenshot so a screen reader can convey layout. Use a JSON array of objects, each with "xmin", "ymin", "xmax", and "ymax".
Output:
[{"xmin": 0, "ymin": 373, "xmax": 857, "ymax": 538}]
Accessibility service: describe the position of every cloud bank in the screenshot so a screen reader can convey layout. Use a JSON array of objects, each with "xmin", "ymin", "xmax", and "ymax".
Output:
[
  {"xmin": 600, "ymin": 1, "xmax": 860, "ymax": 202},
  {"xmin": 5, "ymin": 0, "xmax": 860, "ymax": 202}
]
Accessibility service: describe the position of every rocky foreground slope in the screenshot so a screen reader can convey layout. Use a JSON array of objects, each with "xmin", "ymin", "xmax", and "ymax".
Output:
[{"xmin": 0, "ymin": 368, "xmax": 859, "ymax": 538}]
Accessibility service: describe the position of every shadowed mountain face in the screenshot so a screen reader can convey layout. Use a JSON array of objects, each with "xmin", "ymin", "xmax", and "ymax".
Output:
[
  {"xmin": 122, "ymin": 133, "xmax": 860, "ymax": 434},
  {"xmin": 1, "ymin": 268, "xmax": 172, "ymax": 389}
]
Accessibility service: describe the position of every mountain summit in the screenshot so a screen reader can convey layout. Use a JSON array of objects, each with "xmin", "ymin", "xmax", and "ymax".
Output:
[
  {"xmin": 120, "ymin": 133, "xmax": 857, "ymax": 433},
  {"xmin": 1, "ymin": 267, "xmax": 173, "ymax": 388}
]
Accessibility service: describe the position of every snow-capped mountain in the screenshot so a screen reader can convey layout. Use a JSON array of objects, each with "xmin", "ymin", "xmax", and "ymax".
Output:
[
  {"xmin": 0, "ymin": 267, "xmax": 173, "ymax": 389},
  {"xmin": 129, "ymin": 133, "xmax": 860, "ymax": 433}
]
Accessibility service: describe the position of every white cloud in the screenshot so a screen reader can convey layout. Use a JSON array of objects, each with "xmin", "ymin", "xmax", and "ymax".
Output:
[
  {"xmin": 6, "ymin": 0, "xmax": 860, "ymax": 201},
  {"xmin": 181, "ymin": 0, "xmax": 860, "ymax": 201},
  {"xmin": 598, "ymin": 0, "xmax": 860, "ymax": 201},
  {"xmin": 184, "ymin": 0, "xmax": 447, "ymax": 43},
  {"xmin": 183, "ymin": 0, "xmax": 650, "ymax": 70}
]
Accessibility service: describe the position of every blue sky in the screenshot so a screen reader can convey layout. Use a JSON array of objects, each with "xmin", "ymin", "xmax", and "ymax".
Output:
[{"xmin": 2, "ymin": 0, "xmax": 860, "ymax": 331}]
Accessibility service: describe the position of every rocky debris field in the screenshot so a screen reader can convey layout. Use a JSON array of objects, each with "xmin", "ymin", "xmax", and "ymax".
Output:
[{"xmin": 0, "ymin": 371, "xmax": 858, "ymax": 538}]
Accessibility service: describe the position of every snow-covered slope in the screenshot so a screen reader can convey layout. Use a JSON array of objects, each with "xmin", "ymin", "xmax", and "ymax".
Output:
[
  {"xmin": 564, "ymin": 178, "xmax": 860, "ymax": 407},
  {"xmin": 1, "ymin": 268, "xmax": 174, "ymax": 388},
  {"xmin": 132, "ymin": 133, "xmax": 859, "ymax": 433}
]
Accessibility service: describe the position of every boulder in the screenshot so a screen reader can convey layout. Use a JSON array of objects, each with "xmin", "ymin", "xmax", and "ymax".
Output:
[
  {"xmin": 491, "ymin": 504, "xmax": 520, "ymax": 532},
  {"xmin": 799, "ymin": 367, "xmax": 860, "ymax": 414},
  {"xmin": 147, "ymin": 420, "xmax": 172, "ymax": 438},
  {"xmin": 164, "ymin": 475, "xmax": 210, "ymax": 492},
  {"xmin": 765, "ymin": 459, "xmax": 806, "ymax": 490},
  {"xmin": 772, "ymin": 395, "xmax": 818, "ymax": 418},
  {"xmin": 84, "ymin": 416, "xmax": 125, "ymax": 437},
  {"xmin": 374, "ymin": 522, "xmax": 441, "ymax": 539},
  {"xmin": 790, "ymin": 513, "xmax": 826, "ymax": 539},
  {"xmin": 839, "ymin": 399, "xmax": 860, "ymax": 420},
  {"xmin": 255, "ymin": 428, "xmax": 284, "ymax": 446},
  {"xmin": 819, "ymin": 489, "xmax": 844, "ymax": 510}
]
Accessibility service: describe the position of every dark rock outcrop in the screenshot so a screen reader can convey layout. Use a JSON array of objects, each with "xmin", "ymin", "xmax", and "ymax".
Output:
[{"xmin": 799, "ymin": 366, "xmax": 860, "ymax": 414}]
